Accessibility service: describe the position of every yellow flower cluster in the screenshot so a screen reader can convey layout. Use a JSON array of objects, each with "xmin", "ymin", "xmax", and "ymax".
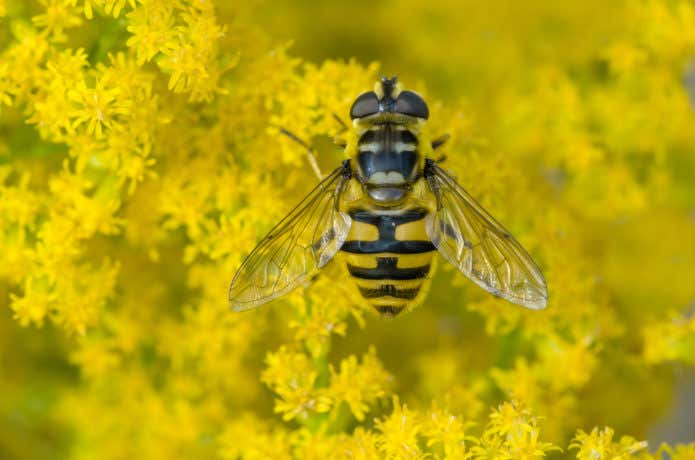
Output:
[{"xmin": 1, "ymin": 0, "xmax": 695, "ymax": 459}]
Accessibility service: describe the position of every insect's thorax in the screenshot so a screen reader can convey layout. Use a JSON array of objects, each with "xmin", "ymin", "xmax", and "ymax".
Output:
[{"xmin": 350, "ymin": 121, "xmax": 425, "ymax": 205}]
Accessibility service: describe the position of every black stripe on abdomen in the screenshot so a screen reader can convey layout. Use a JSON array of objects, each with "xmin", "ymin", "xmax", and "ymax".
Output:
[
  {"xmin": 347, "ymin": 257, "xmax": 430, "ymax": 280},
  {"xmin": 340, "ymin": 208, "xmax": 435, "ymax": 255},
  {"xmin": 341, "ymin": 239, "xmax": 434, "ymax": 254},
  {"xmin": 358, "ymin": 284, "xmax": 419, "ymax": 300}
]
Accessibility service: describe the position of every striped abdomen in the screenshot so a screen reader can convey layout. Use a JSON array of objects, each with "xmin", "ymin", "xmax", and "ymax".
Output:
[{"xmin": 340, "ymin": 207, "xmax": 435, "ymax": 317}]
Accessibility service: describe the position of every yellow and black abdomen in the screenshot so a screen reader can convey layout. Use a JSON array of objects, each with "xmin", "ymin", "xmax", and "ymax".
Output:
[{"xmin": 340, "ymin": 207, "xmax": 435, "ymax": 317}]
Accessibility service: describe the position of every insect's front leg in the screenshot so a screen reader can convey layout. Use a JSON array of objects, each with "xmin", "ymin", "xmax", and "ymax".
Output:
[
  {"xmin": 431, "ymin": 133, "xmax": 450, "ymax": 151},
  {"xmin": 430, "ymin": 133, "xmax": 450, "ymax": 164}
]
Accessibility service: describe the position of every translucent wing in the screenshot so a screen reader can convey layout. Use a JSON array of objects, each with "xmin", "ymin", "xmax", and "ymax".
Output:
[
  {"xmin": 424, "ymin": 161, "xmax": 548, "ymax": 309},
  {"xmin": 229, "ymin": 164, "xmax": 352, "ymax": 311}
]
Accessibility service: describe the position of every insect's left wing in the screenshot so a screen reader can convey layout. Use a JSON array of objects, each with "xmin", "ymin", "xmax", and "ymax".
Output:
[
  {"xmin": 424, "ymin": 160, "xmax": 548, "ymax": 309},
  {"xmin": 229, "ymin": 163, "xmax": 352, "ymax": 311}
]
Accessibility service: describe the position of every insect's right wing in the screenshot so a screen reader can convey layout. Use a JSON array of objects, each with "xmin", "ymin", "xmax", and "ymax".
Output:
[
  {"xmin": 424, "ymin": 160, "xmax": 548, "ymax": 309},
  {"xmin": 229, "ymin": 163, "xmax": 352, "ymax": 311}
]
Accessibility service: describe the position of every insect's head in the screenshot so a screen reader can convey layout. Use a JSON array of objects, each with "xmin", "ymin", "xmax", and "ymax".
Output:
[
  {"xmin": 349, "ymin": 77, "xmax": 429, "ymax": 204},
  {"xmin": 349, "ymin": 76, "xmax": 429, "ymax": 122}
]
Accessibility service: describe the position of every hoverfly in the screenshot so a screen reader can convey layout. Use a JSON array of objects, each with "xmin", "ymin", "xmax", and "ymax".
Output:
[{"xmin": 229, "ymin": 77, "xmax": 547, "ymax": 317}]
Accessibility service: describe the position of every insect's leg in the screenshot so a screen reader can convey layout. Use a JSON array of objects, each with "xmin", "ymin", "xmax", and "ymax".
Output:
[
  {"xmin": 430, "ymin": 133, "xmax": 450, "ymax": 163},
  {"xmin": 431, "ymin": 133, "xmax": 450, "ymax": 150},
  {"xmin": 279, "ymin": 128, "xmax": 323, "ymax": 180}
]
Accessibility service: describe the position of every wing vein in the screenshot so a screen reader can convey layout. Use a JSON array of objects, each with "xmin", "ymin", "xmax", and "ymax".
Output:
[
  {"xmin": 229, "ymin": 166, "xmax": 351, "ymax": 311},
  {"xmin": 425, "ymin": 163, "xmax": 548, "ymax": 309}
]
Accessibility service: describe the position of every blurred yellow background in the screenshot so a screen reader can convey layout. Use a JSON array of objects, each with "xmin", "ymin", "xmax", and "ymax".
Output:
[{"xmin": 1, "ymin": 0, "xmax": 695, "ymax": 458}]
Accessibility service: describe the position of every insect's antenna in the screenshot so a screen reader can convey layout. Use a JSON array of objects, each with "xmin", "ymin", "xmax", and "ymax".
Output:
[
  {"xmin": 278, "ymin": 128, "xmax": 322, "ymax": 180},
  {"xmin": 380, "ymin": 75, "xmax": 399, "ymax": 98},
  {"xmin": 332, "ymin": 112, "xmax": 348, "ymax": 131}
]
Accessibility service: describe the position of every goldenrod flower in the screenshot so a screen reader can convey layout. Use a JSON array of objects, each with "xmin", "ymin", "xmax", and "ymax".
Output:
[
  {"xmin": 375, "ymin": 397, "xmax": 422, "ymax": 459},
  {"xmin": 68, "ymin": 78, "xmax": 131, "ymax": 138},
  {"xmin": 1, "ymin": 0, "xmax": 695, "ymax": 458},
  {"xmin": 570, "ymin": 427, "xmax": 648, "ymax": 460}
]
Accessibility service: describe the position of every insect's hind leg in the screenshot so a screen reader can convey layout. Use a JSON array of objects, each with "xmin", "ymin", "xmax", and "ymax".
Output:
[{"xmin": 279, "ymin": 128, "xmax": 323, "ymax": 180}]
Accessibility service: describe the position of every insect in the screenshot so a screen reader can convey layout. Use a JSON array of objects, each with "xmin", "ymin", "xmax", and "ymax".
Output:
[{"xmin": 229, "ymin": 77, "xmax": 548, "ymax": 317}]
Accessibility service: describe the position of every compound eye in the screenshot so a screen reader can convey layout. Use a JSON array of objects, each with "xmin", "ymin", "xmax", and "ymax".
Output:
[
  {"xmin": 395, "ymin": 91, "xmax": 429, "ymax": 119},
  {"xmin": 350, "ymin": 91, "xmax": 380, "ymax": 119}
]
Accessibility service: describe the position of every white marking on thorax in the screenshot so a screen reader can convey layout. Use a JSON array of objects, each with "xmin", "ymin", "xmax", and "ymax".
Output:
[
  {"xmin": 393, "ymin": 142, "xmax": 417, "ymax": 152},
  {"xmin": 358, "ymin": 142, "xmax": 417, "ymax": 154},
  {"xmin": 358, "ymin": 142, "xmax": 382, "ymax": 153}
]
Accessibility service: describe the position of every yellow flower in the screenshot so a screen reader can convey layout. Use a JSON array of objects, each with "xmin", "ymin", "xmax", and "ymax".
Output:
[
  {"xmin": 328, "ymin": 347, "xmax": 391, "ymax": 421},
  {"xmin": 104, "ymin": 0, "xmax": 135, "ymax": 17},
  {"xmin": 125, "ymin": 0, "xmax": 176, "ymax": 64},
  {"xmin": 219, "ymin": 415, "xmax": 293, "ymax": 460},
  {"xmin": 570, "ymin": 427, "xmax": 648, "ymax": 460},
  {"xmin": 643, "ymin": 313, "xmax": 695, "ymax": 365},
  {"xmin": 68, "ymin": 78, "xmax": 132, "ymax": 138},
  {"xmin": 1, "ymin": 0, "xmax": 695, "ymax": 458},
  {"xmin": 375, "ymin": 397, "xmax": 422, "ymax": 460},
  {"xmin": 0, "ymin": 63, "xmax": 13, "ymax": 109},
  {"xmin": 74, "ymin": 0, "xmax": 137, "ymax": 20},
  {"xmin": 157, "ymin": 5, "xmax": 230, "ymax": 101},
  {"xmin": 262, "ymin": 346, "xmax": 332, "ymax": 421},
  {"xmin": 470, "ymin": 431, "xmax": 512, "ymax": 460},
  {"xmin": 421, "ymin": 404, "xmax": 475, "ymax": 459},
  {"xmin": 9, "ymin": 276, "xmax": 56, "ymax": 327},
  {"xmin": 32, "ymin": 0, "xmax": 83, "ymax": 42},
  {"xmin": 470, "ymin": 402, "xmax": 557, "ymax": 460}
]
